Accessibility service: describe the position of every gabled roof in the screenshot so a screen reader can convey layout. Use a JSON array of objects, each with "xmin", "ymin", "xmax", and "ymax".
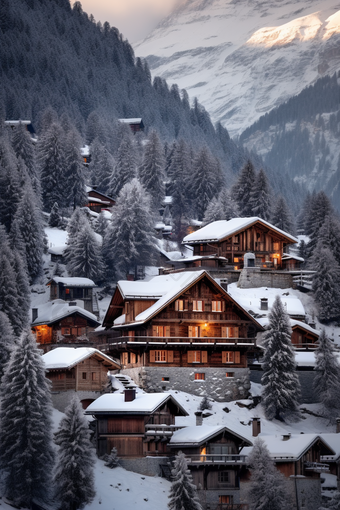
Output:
[
  {"xmin": 244, "ymin": 434, "xmax": 335, "ymax": 462},
  {"xmin": 182, "ymin": 217, "xmax": 298, "ymax": 245},
  {"xmin": 47, "ymin": 277, "xmax": 96, "ymax": 287},
  {"xmin": 169, "ymin": 424, "xmax": 253, "ymax": 447},
  {"xmin": 31, "ymin": 299, "xmax": 100, "ymax": 327},
  {"xmin": 42, "ymin": 347, "xmax": 120, "ymax": 370},
  {"xmin": 85, "ymin": 392, "xmax": 188, "ymax": 416},
  {"xmin": 104, "ymin": 270, "xmax": 264, "ymax": 330}
]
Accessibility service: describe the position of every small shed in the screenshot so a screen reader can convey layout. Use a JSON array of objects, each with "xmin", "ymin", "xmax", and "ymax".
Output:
[{"xmin": 118, "ymin": 118, "xmax": 144, "ymax": 134}]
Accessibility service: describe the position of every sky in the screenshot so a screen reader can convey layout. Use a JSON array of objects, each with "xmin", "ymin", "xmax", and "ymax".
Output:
[{"xmin": 78, "ymin": 0, "xmax": 180, "ymax": 42}]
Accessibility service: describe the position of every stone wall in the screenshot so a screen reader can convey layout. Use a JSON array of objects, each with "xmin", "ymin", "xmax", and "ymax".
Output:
[
  {"xmin": 121, "ymin": 367, "xmax": 251, "ymax": 402},
  {"xmin": 119, "ymin": 456, "xmax": 170, "ymax": 477},
  {"xmin": 238, "ymin": 268, "xmax": 293, "ymax": 289},
  {"xmin": 51, "ymin": 389, "xmax": 102, "ymax": 412}
]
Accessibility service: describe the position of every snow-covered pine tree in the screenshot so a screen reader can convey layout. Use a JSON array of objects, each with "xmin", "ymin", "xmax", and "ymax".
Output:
[
  {"xmin": 38, "ymin": 121, "xmax": 68, "ymax": 211},
  {"xmin": 249, "ymin": 168, "xmax": 272, "ymax": 221},
  {"xmin": 104, "ymin": 447, "xmax": 119, "ymax": 468},
  {"xmin": 306, "ymin": 191, "xmax": 334, "ymax": 255},
  {"xmin": 11, "ymin": 249, "xmax": 31, "ymax": 332},
  {"xmin": 191, "ymin": 145, "xmax": 220, "ymax": 220},
  {"xmin": 103, "ymin": 178, "xmax": 157, "ymax": 280},
  {"xmin": 317, "ymin": 214, "xmax": 340, "ymax": 265},
  {"xmin": 0, "ymin": 311, "xmax": 15, "ymax": 379},
  {"xmin": 64, "ymin": 127, "xmax": 88, "ymax": 209},
  {"xmin": 271, "ymin": 195, "xmax": 295, "ymax": 235},
  {"xmin": 247, "ymin": 437, "xmax": 290, "ymax": 510},
  {"xmin": 0, "ymin": 330, "xmax": 55, "ymax": 508},
  {"xmin": 110, "ymin": 134, "xmax": 136, "ymax": 197},
  {"xmin": 261, "ymin": 295, "xmax": 301, "ymax": 422},
  {"xmin": 89, "ymin": 138, "xmax": 115, "ymax": 194},
  {"xmin": 49, "ymin": 201, "xmax": 63, "ymax": 227},
  {"xmin": 313, "ymin": 330, "xmax": 340, "ymax": 422},
  {"xmin": 10, "ymin": 181, "xmax": 44, "ymax": 283},
  {"xmin": 11, "ymin": 120, "xmax": 37, "ymax": 182},
  {"xmin": 0, "ymin": 242, "xmax": 23, "ymax": 335},
  {"xmin": 54, "ymin": 396, "xmax": 96, "ymax": 510},
  {"xmin": 202, "ymin": 187, "xmax": 239, "ymax": 225},
  {"xmin": 66, "ymin": 219, "xmax": 104, "ymax": 283},
  {"xmin": 139, "ymin": 130, "xmax": 165, "ymax": 203},
  {"xmin": 232, "ymin": 159, "xmax": 256, "ymax": 217},
  {"xmin": 0, "ymin": 137, "xmax": 21, "ymax": 232},
  {"xmin": 64, "ymin": 207, "xmax": 88, "ymax": 265},
  {"xmin": 168, "ymin": 451, "xmax": 203, "ymax": 510},
  {"xmin": 198, "ymin": 394, "xmax": 212, "ymax": 411},
  {"xmin": 311, "ymin": 244, "xmax": 340, "ymax": 323}
]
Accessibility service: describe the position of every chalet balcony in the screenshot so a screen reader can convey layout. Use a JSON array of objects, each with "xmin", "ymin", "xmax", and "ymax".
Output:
[
  {"xmin": 144, "ymin": 423, "xmax": 186, "ymax": 440},
  {"xmin": 304, "ymin": 461, "xmax": 330, "ymax": 473},
  {"xmin": 186, "ymin": 454, "xmax": 248, "ymax": 465}
]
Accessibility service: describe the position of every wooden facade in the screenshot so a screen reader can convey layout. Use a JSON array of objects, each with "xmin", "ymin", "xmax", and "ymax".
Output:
[
  {"xmin": 47, "ymin": 277, "xmax": 97, "ymax": 314},
  {"xmin": 87, "ymin": 189, "xmax": 115, "ymax": 213},
  {"xmin": 182, "ymin": 218, "xmax": 298, "ymax": 271},
  {"xmin": 85, "ymin": 391, "xmax": 188, "ymax": 458},
  {"xmin": 118, "ymin": 118, "xmax": 144, "ymax": 134},
  {"xmin": 97, "ymin": 271, "xmax": 263, "ymax": 369},
  {"xmin": 291, "ymin": 323, "xmax": 319, "ymax": 350}
]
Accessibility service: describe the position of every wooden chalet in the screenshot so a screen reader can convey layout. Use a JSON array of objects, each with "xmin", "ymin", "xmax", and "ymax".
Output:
[
  {"xmin": 86, "ymin": 187, "xmax": 116, "ymax": 213},
  {"xmin": 47, "ymin": 277, "xmax": 98, "ymax": 315},
  {"xmin": 98, "ymin": 270, "xmax": 263, "ymax": 372},
  {"xmin": 118, "ymin": 117, "xmax": 144, "ymax": 134},
  {"xmin": 169, "ymin": 424, "xmax": 253, "ymax": 509},
  {"xmin": 182, "ymin": 217, "xmax": 298, "ymax": 271},
  {"xmin": 290, "ymin": 320, "xmax": 319, "ymax": 350},
  {"xmin": 85, "ymin": 390, "xmax": 188, "ymax": 458},
  {"xmin": 42, "ymin": 347, "xmax": 120, "ymax": 403},
  {"xmin": 31, "ymin": 299, "xmax": 100, "ymax": 351},
  {"xmin": 4, "ymin": 120, "xmax": 35, "ymax": 135}
]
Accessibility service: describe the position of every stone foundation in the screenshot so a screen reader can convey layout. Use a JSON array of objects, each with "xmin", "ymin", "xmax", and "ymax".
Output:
[
  {"xmin": 119, "ymin": 456, "xmax": 170, "ymax": 477},
  {"xmin": 51, "ymin": 390, "xmax": 102, "ymax": 412},
  {"xmin": 238, "ymin": 268, "xmax": 293, "ymax": 289},
  {"xmin": 121, "ymin": 367, "xmax": 251, "ymax": 402}
]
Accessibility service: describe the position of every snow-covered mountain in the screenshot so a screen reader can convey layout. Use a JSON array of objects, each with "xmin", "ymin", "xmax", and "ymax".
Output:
[{"xmin": 134, "ymin": 0, "xmax": 340, "ymax": 136}]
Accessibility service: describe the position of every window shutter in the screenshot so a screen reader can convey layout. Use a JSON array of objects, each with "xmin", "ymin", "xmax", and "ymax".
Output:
[
  {"xmin": 150, "ymin": 350, "xmax": 155, "ymax": 363},
  {"xmin": 152, "ymin": 325, "xmax": 157, "ymax": 337},
  {"xmin": 221, "ymin": 301, "xmax": 225, "ymax": 312},
  {"xmin": 184, "ymin": 300, "xmax": 188, "ymax": 311},
  {"xmin": 188, "ymin": 325, "xmax": 193, "ymax": 337},
  {"xmin": 234, "ymin": 327, "xmax": 239, "ymax": 338},
  {"xmin": 167, "ymin": 351, "xmax": 174, "ymax": 363},
  {"xmin": 187, "ymin": 351, "xmax": 194, "ymax": 363},
  {"xmin": 234, "ymin": 351, "xmax": 240, "ymax": 364},
  {"xmin": 221, "ymin": 326, "xmax": 227, "ymax": 338},
  {"xmin": 222, "ymin": 351, "xmax": 227, "ymax": 363},
  {"xmin": 165, "ymin": 325, "xmax": 170, "ymax": 337},
  {"xmin": 201, "ymin": 351, "xmax": 208, "ymax": 363}
]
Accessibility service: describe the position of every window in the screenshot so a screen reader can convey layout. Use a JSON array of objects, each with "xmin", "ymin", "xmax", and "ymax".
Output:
[
  {"xmin": 212, "ymin": 300, "xmax": 223, "ymax": 312},
  {"xmin": 194, "ymin": 373, "xmax": 205, "ymax": 380},
  {"xmin": 155, "ymin": 325, "xmax": 166, "ymax": 337},
  {"xmin": 226, "ymin": 372, "xmax": 234, "ymax": 378},
  {"xmin": 188, "ymin": 351, "xmax": 208, "ymax": 363},
  {"xmin": 193, "ymin": 300, "xmax": 204, "ymax": 311},
  {"xmin": 152, "ymin": 325, "xmax": 170, "ymax": 337},
  {"xmin": 175, "ymin": 299, "xmax": 184, "ymax": 311},
  {"xmin": 188, "ymin": 325, "xmax": 201, "ymax": 338},
  {"xmin": 218, "ymin": 471, "xmax": 229, "ymax": 484},
  {"xmin": 62, "ymin": 327, "xmax": 70, "ymax": 336},
  {"xmin": 162, "ymin": 377, "xmax": 169, "ymax": 382},
  {"xmin": 222, "ymin": 351, "xmax": 240, "ymax": 364},
  {"xmin": 155, "ymin": 350, "xmax": 166, "ymax": 362},
  {"xmin": 224, "ymin": 352, "xmax": 234, "ymax": 363},
  {"xmin": 91, "ymin": 372, "xmax": 98, "ymax": 381},
  {"xmin": 222, "ymin": 326, "xmax": 239, "ymax": 338},
  {"xmin": 219, "ymin": 495, "xmax": 233, "ymax": 504},
  {"xmin": 82, "ymin": 372, "xmax": 87, "ymax": 380},
  {"xmin": 193, "ymin": 351, "xmax": 201, "ymax": 363}
]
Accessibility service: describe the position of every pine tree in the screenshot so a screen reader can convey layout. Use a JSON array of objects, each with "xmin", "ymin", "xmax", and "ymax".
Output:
[
  {"xmin": 247, "ymin": 438, "xmax": 290, "ymax": 510},
  {"xmin": 104, "ymin": 447, "xmax": 120, "ymax": 468},
  {"xmin": 103, "ymin": 178, "xmax": 157, "ymax": 280},
  {"xmin": 323, "ymin": 490, "xmax": 340, "ymax": 510},
  {"xmin": 54, "ymin": 396, "xmax": 96, "ymax": 510},
  {"xmin": 0, "ymin": 330, "xmax": 55, "ymax": 508},
  {"xmin": 249, "ymin": 168, "xmax": 272, "ymax": 220},
  {"xmin": 49, "ymin": 201, "xmax": 63, "ymax": 228},
  {"xmin": 11, "ymin": 121, "xmax": 37, "ymax": 182},
  {"xmin": 0, "ymin": 243, "xmax": 22, "ymax": 335},
  {"xmin": 232, "ymin": 159, "xmax": 256, "ymax": 217},
  {"xmin": 191, "ymin": 146, "xmax": 220, "ymax": 220},
  {"xmin": 168, "ymin": 451, "xmax": 203, "ymax": 510},
  {"xmin": 271, "ymin": 195, "xmax": 295, "ymax": 235},
  {"xmin": 89, "ymin": 139, "xmax": 114, "ymax": 194},
  {"xmin": 0, "ymin": 137, "xmax": 21, "ymax": 231},
  {"xmin": 203, "ymin": 187, "xmax": 239, "ymax": 225},
  {"xmin": 306, "ymin": 191, "xmax": 334, "ymax": 255},
  {"xmin": 313, "ymin": 330, "xmax": 340, "ymax": 422},
  {"xmin": 139, "ymin": 130, "xmax": 165, "ymax": 203},
  {"xmin": 110, "ymin": 134, "xmax": 136, "ymax": 197},
  {"xmin": 66, "ymin": 219, "xmax": 104, "ymax": 283},
  {"xmin": 0, "ymin": 311, "xmax": 15, "ymax": 380},
  {"xmin": 261, "ymin": 296, "xmax": 301, "ymax": 422},
  {"xmin": 64, "ymin": 128, "xmax": 87, "ymax": 209},
  {"xmin": 311, "ymin": 244, "xmax": 340, "ymax": 323},
  {"xmin": 317, "ymin": 214, "xmax": 340, "ymax": 265},
  {"xmin": 198, "ymin": 394, "xmax": 212, "ymax": 411}
]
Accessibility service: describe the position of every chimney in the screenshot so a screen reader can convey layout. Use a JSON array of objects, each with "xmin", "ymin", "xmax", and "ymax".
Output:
[
  {"xmin": 336, "ymin": 418, "xmax": 340, "ymax": 433},
  {"xmin": 124, "ymin": 388, "xmax": 136, "ymax": 402},
  {"xmin": 32, "ymin": 308, "xmax": 38, "ymax": 322},
  {"xmin": 282, "ymin": 433, "xmax": 291, "ymax": 441},
  {"xmin": 260, "ymin": 298, "xmax": 268, "ymax": 311},
  {"xmin": 195, "ymin": 411, "xmax": 203, "ymax": 426},
  {"xmin": 252, "ymin": 417, "xmax": 261, "ymax": 437}
]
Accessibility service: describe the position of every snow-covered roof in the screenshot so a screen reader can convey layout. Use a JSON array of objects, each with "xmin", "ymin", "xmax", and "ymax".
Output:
[
  {"xmin": 282, "ymin": 253, "xmax": 305, "ymax": 262},
  {"xmin": 85, "ymin": 392, "xmax": 188, "ymax": 416},
  {"xmin": 256, "ymin": 434, "xmax": 335, "ymax": 461},
  {"xmin": 169, "ymin": 424, "xmax": 252, "ymax": 446},
  {"xmin": 48, "ymin": 277, "xmax": 96, "ymax": 287},
  {"xmin": 119, "ymin": 118, "xmax": 143, "ymax": 124},
  {"xmin": 48, "ymin": 246, "xmax": 66, "ymax": 256},
  {"xmin": 42, "ymin": 347, "xmax": 119, "ymax": 370},
  {"xmin": 320, "ymin": 434, "xmax": 340, "ymax": 461},
  {"xmin": 227, "ymin": 283, "xmax": 305, "ymax": 319},
  {"xmin": 182, "ymin": 217, "xmax": 298, "ymax": 244},
  {"xmin": 290, "ymin": 319, "xmax": 320, "ymax": 336},
  {"xmin": 5, "ymin": 120, "xmax": 31, "ymax": 125},
  {"xmin": 31, "ymin": 299, "xmax": 99, "ymax": 326}
]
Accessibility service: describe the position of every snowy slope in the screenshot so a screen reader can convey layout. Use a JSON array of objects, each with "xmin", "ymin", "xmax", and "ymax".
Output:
[{"xmin": 134, "ymin": 0, "xmax": 340, "ymax": 136}]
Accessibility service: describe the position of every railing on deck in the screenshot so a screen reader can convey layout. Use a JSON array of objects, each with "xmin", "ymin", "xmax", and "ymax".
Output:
[{"xmin": 186, "ymin": 454, "xmax": 248, "ymax": 465}]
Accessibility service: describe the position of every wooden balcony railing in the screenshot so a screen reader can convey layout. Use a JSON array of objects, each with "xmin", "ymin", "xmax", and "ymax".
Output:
[
  {"xmin": 186, "ymin": 454, "xmax": 248, "ymax": 465},
  {"xmin": 304, "ymin": 461, "xmax": 329, "ymax": 472},
  {"xmin": 98, "ymin": 336, "xmax": 256, "ymax": 351}
]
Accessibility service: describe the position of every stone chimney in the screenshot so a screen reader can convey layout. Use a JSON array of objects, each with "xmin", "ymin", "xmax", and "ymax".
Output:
[
  {"xmin": 32, "ymin": 308, "xmax": 38, "ymax": 322},
  {"xmin": 252, "ymin": 417, "xmax": 261, "ymax": 437},
  {"xmin": 336, "ymin": 418, "xmax": 340, "ymax": 433},
  {"xmin": 195, "ymin": 411, "xmax": 203, "ymax": 426},
  {"xmin": 260, "ymin": 298, "xmax": 268, "ymax": 311},
  {"xmin": 124, "ymin": 388, "xmax": 136, "ymax": 402}
]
